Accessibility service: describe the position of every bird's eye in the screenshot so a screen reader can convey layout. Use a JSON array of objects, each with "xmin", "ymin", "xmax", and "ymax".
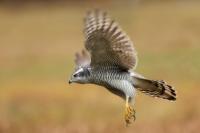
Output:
[{"xmin": 73, "ymin": 74, "xmax": 78, "ymax": 77}]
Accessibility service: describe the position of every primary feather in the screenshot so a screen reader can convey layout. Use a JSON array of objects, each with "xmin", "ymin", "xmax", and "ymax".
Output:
[{"xmin": 84, "ymin": 9, "xmax": 137, "ymax": 70}]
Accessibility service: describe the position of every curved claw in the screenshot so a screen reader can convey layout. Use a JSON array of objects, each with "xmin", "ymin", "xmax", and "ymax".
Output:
[{"xmin": 125, "ymin": 105, "xmax": 136, "ymax": 126}]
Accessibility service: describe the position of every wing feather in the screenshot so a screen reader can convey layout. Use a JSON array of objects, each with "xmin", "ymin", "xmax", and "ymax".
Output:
[
  {"xmin": 84, "ymin": 10, "xmax": 137, "ymax": 70},
  {"xmin": 74, "ymin": 49, "xmax": 90, "ymax": 68}
]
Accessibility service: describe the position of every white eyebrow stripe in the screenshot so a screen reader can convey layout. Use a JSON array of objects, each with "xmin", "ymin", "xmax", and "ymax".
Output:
[{"xmin": 74, "ymin": 68, "xmax": 84, "ymax": 75}]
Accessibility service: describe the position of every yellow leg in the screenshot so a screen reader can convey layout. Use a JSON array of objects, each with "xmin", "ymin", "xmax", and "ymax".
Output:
[{"xmin": 124, "ymin": 97, "xmax": 136, "ymax": 126}]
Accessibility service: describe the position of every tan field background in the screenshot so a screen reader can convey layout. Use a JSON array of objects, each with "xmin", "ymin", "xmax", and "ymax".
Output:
[{"xmin": 0, "ymin": 0, "xmax": 200, "ymax": 133}]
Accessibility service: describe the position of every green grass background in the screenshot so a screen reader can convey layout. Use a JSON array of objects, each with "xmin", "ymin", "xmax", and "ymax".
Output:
[{"xmin": 0, "ymin": 1, "xmax": 200, "ymax": 132}]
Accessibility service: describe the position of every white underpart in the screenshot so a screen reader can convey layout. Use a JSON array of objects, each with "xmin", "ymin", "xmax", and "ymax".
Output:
[
  {"xmin": 130, "ymin": 71, "xmax": 136, "ymax": 77},
  {"xmin": 109, "ymin": 79, "xmax": 135, "ymax": 98},
  {"xmin": 129, "ymin": 71, "xmax": 145, "ymax": 78}
]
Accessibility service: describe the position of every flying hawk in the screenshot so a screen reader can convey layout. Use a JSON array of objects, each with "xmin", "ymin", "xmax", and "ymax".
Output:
[{"xmin": 69, "ymin": 10, "xmax": 176, "ymax": 126}]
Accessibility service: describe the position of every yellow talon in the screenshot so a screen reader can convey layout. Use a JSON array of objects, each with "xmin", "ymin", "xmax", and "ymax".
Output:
[{"xmin": 124, "ymin": 97, "xmax": 136, "ymax": 126}]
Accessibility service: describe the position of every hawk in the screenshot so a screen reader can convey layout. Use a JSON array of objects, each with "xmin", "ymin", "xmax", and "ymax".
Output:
[{"xmin": 69, "ymin": 10, "xmax": 176, "ymax": 126}]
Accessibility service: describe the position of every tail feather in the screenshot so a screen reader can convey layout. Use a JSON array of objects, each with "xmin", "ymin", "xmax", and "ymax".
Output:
[{"xmin": 132, "ymin": 76, "xmax": 177, "ymax": 101}]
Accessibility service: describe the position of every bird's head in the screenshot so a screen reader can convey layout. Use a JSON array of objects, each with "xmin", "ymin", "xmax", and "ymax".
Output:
[{"xmin": 69, "ymin": 66, "xmax": 91, "ymax": 84}]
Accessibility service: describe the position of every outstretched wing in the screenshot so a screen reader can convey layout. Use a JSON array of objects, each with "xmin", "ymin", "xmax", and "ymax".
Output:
[
  {"xmin": 74, "ymin": 49, "xmax": 91, "ymax": 68},
  {"xmin": 84, "ymin": 10, "xmax": 137, "ymax": 70}
]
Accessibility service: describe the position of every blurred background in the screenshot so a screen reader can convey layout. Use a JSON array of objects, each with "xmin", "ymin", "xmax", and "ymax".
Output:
[{"xmin": 0, "ymin": 0, "xmax": 200, "ymax": 132}]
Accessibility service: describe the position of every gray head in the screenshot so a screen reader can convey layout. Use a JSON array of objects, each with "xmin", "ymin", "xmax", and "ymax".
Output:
[{"xmin": 69, "ymin": 66, "xmax": 91, "ymax": 84}]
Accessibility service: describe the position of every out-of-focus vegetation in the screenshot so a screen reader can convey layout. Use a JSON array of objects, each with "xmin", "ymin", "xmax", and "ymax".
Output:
[{"xmin": 0, "ymin": 0, "xmax": 200, "ymax": 133}]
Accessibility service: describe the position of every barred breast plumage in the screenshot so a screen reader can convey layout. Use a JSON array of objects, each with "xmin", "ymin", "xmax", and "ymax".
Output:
[{"xmin": 89, "ymin": 66, "xmax": 134, "ymax": 99}]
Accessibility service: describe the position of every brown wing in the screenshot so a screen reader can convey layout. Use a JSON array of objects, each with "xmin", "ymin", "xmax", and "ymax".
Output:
[
  {"xmin": 84, "ymin": 10, "xmax": 137, "ymax": 70},
  {"xmin": 74, "ymin": 49, "xmax": 91, "ymax": 68}
]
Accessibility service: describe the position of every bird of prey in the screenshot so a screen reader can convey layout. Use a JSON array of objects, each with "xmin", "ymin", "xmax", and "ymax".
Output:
[{"xmin": 69, "ymin": 10, "xmax": 176, "ymax": 126}]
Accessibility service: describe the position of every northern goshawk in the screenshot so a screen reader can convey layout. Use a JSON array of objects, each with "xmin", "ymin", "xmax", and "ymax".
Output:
[{"xmin": 69, "ymin": 10, "xmax": 176, "ymax": 126}]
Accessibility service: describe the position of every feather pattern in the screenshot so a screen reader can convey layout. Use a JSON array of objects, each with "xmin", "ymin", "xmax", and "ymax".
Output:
[
  {"xmin": 74, "ymin": 49, "xmax": 91, "ymax": 68},
  {"xmin": 89, "ymin": 66, "xmax": 134, "ymax": 99},
  {"xmin": 132, "ymin": 76, "xmax": 176, "ymax": 101},
  {"xmin": 84, "ymin": 9, "xmax": 137, "ymax": 70}
]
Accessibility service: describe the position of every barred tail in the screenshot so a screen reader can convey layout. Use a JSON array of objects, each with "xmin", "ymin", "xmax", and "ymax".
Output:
[{"xmin": 132, "ymin": 76, "xmax": 176, "ymax": 101}]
